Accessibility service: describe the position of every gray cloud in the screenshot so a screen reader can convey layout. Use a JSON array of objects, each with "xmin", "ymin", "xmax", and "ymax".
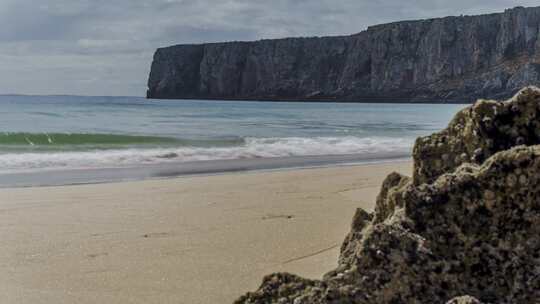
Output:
[{"xmin": 0, "ymin": 0, "xmax": 538, "ymax": 96}]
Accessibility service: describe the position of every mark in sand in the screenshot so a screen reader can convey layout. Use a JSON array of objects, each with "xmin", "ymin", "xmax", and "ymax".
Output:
[
  {"xmin": 262, "ymin": 214, "xmax": 295, "ymax": 220},
  {"xmin": 282, "ymin": 244, "xmax": 339, "ymax": 264},
  {"xmin": 87, "ymin": 252, "xmax": 109, "ymax": 259},
  {"xmin": 143, "ymin": 232, "xmax": 172, "ymax": 238}
]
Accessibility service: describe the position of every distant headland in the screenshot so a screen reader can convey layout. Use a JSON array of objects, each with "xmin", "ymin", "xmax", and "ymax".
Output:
[{"xmin": 147, "ymin": 6, "xmax": 540, "ymax": 103}]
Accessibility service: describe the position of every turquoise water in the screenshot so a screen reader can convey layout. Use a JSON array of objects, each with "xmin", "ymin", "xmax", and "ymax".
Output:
[{"xmin": 0, "ymin": 95, "xmax": 466, "ymax": 173}]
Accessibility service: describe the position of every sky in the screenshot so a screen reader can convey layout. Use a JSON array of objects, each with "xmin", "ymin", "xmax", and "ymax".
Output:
[{"xmin": 0, "ymin": 0, "xmax": 539, "ymax": 97}]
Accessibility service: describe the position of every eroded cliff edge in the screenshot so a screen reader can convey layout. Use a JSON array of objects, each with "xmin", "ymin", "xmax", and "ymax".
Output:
[
  {"xmin": 234, "ymin": 87, "xmax": 540, "ymax": 303},
  {"xmin": 148, "ymin": 6, "xmax": 540, "ymax": 102}
]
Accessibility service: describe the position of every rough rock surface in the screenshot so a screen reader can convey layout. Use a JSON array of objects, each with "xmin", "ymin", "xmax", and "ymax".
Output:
[
  {"xmin": 446, "ymin": 296, "xmax": 484, "ymax": 304},
  {"xmin": 234, "ymin": 87, "xmax": 540, "ymax": 303},
  {"xmin": 148, "ymin": 6, "xmax": 540, "ymax": 102},
  {"xmin": 413, "ymin": 86, "xmax": 540, "ymax": 185}
]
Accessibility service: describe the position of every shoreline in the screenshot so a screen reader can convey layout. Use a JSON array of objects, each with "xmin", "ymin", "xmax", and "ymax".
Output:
[
  {"xmin": 147, "ymin": 95, "xmax": 472, "ymax": 104},
  {"xmin": 0, "ymin": 153, "xmax": 411, "ymax": 188},
  {"xmin": 0, "ymin": 161, "xmax": 411, "ymax": 304}
]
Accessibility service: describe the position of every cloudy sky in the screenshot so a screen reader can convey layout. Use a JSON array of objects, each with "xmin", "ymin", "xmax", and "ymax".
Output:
[{"xmin": 0, "ymin": 0, "xmax": 539, "ymax": 96}]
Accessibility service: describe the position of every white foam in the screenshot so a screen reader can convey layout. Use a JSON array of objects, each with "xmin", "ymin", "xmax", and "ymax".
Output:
[{"xmin": 0, "ymin": 136, "xmax": 414, "ymax": 173}]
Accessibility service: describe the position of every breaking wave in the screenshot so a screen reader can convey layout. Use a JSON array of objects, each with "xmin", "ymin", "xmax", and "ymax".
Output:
[
  {"xmin": 0, "ymin": 132, "xmax": 244, "ymax": 151},
  {"xmin": 0, "ymin": 136, "xmax": 413, "ymax": 173}
]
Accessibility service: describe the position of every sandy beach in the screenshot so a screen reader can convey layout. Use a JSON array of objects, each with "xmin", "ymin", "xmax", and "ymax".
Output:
[{"xmin": 0, "ymin": 161, "xmax": 411, "ymax": 304}]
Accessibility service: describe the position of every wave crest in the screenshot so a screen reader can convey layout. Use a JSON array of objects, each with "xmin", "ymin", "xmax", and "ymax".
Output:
[{"xmin": 0, "ymin": 132, "xmax": 244, "ymax": 150}]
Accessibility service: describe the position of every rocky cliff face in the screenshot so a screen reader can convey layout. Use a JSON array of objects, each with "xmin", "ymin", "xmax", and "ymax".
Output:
[
  {"xmin": 234, "ymin": 87, "xmax": 540, "ymax": 303},
  {"xmin": 148, "ymin": 6, "xmax": 540, "ymax": 102}
]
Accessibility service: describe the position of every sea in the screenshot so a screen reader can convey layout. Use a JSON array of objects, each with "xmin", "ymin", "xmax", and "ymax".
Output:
[{"xmin": 0, "ymin": 95, "xmax": 466, "ymax": 186}]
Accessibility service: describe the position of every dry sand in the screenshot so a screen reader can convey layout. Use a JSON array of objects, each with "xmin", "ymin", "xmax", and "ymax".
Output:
[{"xmin": 0, "ymin": 161, "xmax": 411, "ymax": 304}]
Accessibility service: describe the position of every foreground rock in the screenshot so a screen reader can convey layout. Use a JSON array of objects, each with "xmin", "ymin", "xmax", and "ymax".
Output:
[
  {"xmin": 235, "ymin": 87, "xmax": 540, "ymax": 303},
  {"xmin": 149, "ymin": 6, "xmax": 540, "ymax": 102},
  {"xmin": 413, "ymin": 86, "xmax": 540, "ymax": 185}
]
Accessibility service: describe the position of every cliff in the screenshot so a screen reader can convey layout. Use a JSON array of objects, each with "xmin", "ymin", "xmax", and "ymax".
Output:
[
  {"xmin": 234, "ymin": 87, "xmax": 540, "ymax": 302},
  {"xmin": 148, "ymin": 6, "xmax": 540, "ymax": 102}
]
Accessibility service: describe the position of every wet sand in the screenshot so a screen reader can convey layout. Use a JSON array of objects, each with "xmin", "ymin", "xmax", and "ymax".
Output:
[{"xmin": 0, "ymin": 161, "xmax": 411, "ymax": 304}]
